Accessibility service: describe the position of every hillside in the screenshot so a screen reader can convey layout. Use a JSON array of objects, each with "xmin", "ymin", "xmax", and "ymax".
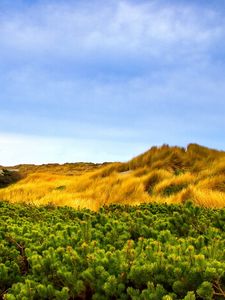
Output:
[{"xmin": 0, "ymin": 143, "xmax": 225, "ymax": 210}]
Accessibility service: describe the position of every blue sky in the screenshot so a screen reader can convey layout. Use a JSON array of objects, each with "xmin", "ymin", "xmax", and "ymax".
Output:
[{"xmin": 0, "ymin": 0, "xmax": 225, "ymax": 165}]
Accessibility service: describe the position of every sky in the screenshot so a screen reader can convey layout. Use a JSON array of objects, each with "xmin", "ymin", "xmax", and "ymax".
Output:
[{"xmin": 0, "ymin": 0, "xmax": 225, "ymax": 165}]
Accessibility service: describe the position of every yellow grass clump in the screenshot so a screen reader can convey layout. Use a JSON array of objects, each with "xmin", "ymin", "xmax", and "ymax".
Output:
[
  {"xmin": 153, "ymin": 173, "xmax": 195, "ymax": 197},
  {"xmin": 196, "ymin": 175, "xmax": 225, "ymax": 193},
  {"xmin": 173, "ymin": 186, "xmax": 225, "ymax": 208},
  {"xmin": 142, "ymin": 169, "xmax": 172, "ymax": 194}
]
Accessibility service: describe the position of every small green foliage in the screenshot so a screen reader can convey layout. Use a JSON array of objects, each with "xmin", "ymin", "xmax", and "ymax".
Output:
[
  {"xmin": 197, "ymin": 281, "xmax": 214, "ymax": 300},
  {"xmin": 163, "ymin": 183, "xmax": 188, "ymax": 196},
  {"xmin": 183, "ymin": 291, "xmax": 196, "ymax": 300},
  {"xmin": 55, "ymin": 185, "xmax": 66, "ymax": 191}
]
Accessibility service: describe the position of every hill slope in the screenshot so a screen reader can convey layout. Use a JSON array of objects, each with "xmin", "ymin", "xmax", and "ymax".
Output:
[{"xmin": 0, "ymin": 143, "xmax": 225, "ymax": 210}]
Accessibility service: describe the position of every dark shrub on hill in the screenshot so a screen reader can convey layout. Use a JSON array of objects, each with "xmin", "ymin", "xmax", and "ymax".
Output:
[{"xmin": 0, "ymin": 169, "xmax": 22, "ymax": 188}]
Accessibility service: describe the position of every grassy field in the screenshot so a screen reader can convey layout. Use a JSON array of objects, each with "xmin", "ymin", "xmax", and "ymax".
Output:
[{"xmin": 0, "ymin": 143, "xmax": 225, "ymax": 210}]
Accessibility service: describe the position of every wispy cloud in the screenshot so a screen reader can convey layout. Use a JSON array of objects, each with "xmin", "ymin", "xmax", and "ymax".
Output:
[
  {"xmin": 0, "ymin": 1, "xmax": 223, "ymax": 63},
  {"xmin": 0, "ymin": 0, "xmax": 225, "ymax": 164}
]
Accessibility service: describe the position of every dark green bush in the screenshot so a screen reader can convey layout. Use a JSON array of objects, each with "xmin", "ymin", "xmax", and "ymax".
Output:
[{"xmin": 0, "ymin": 169, "xmax": 22, "ymax": 188}]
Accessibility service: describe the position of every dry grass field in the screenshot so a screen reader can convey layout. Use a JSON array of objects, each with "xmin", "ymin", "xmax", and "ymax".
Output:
[{"xmin": 1, "ymin": 143, "xmax": 225, "ymax": 210}]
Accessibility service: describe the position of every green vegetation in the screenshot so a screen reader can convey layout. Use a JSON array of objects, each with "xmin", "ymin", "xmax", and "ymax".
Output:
[
  {"xmin": 162, "ymin": 183, "xmax": 188, "ymax": 196},
  {"xmin": 0, "ymin": 169, "xmax": 21, "ymax": 188},
  {"xmin": 1, "ymin": 201, "xmax": 225, "ymax": 299}
]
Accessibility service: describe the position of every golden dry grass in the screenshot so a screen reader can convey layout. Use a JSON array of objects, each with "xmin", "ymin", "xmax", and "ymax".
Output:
[
  {"xmin": 153, "ymin": 173, "xmax": 195, "ymax": 196},
  {"xmin": 1, "ymin": 143, "xmax": 225, "ymax": 210}
]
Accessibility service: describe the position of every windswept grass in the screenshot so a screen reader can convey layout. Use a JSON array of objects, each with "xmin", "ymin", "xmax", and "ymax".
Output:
[
  {"xmin": 153, "ymin": 173, "xmax": 195, "ymax": 196},
  {"xmin": 0, "ymin": 143, "xmax": 225, "ymax": 210}
]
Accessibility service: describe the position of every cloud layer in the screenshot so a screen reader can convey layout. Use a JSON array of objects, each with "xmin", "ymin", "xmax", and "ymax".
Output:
[{"xmin": 0, "ymin": 0, "xmax": 225, "ymax": 164}]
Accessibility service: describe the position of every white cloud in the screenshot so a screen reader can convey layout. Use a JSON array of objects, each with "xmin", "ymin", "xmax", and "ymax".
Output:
[{"xmin": 0, "ymin": 0, "xmax": 223, "ymax": 62}]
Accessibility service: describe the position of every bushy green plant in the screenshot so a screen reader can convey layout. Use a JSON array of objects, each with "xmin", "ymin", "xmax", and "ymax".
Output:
[{"xmin": 0, "ymin": 201, "xmax": 225, "ymax": 299}]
